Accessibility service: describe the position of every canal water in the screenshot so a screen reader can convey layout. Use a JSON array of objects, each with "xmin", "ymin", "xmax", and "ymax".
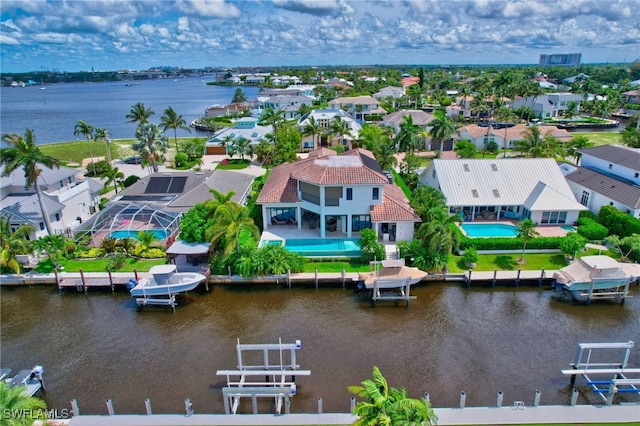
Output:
[{"xmin": 1, "ymin": 282, "xmax": 638, "ymax": 415}]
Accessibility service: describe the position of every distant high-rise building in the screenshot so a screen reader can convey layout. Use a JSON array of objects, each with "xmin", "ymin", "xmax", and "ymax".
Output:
[{"xmin": 539, "ymin": 53, "xmax": 582, "ymax": 67}]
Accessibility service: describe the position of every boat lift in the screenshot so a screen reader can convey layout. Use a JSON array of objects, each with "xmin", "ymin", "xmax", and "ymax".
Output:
[
  {"xmin": 3, "ymin": 366, "xmax": 45, "ymax": 397},
  {"xmin": 216, "ymin": 339, "xmax": 309, "ymax": 414},
  {"xmin": 561, "ymin": 341, "xmax": 640, "ymax": 404}
]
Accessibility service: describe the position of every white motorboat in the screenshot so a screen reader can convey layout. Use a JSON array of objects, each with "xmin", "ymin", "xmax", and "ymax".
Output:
[
  {"xmin": 552, "ymin": 255, "xmax": 640, "ymax": 302},
  {"xmin": 129, "ymin": 264, "xmax": 206, "ymax": 297},
  {"xmin": 358, "ymin": 260, "xmax": 428, "ymax": 290}
]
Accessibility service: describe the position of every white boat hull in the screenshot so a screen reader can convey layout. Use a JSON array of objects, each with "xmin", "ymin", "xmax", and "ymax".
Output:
[{"xmin": 130, "ymin": 272, "xmax": 206, "ymax": 297}]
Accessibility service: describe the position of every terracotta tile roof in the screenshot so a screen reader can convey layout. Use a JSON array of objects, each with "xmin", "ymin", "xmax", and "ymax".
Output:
[
  {"xmin": 458, "ymin": 124, "xmax": 572, "ymax": 141},
  {"xmin": 257, "ymin": 149, "xmax": 389, "ymax": 204},
  {"xmin": 307, "ymin": 147, "xmax": 336, "ymax": 159},
  {"xmin": 370, "ymin": 184, "xmax": 421, "ymax": 222}
]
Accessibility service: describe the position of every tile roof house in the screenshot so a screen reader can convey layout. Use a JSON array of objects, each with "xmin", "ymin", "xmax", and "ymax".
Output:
[
  {"xmin": 419, "ymin": 158, "xmax": 587, "ymax": 224},
  {"xmin": 328, "ymin": 96, "xmax": 387, "ymax": 123},
  {"xmin": 0, "ymin": 165, "xmax": 102, "ymax": 239},
  {"xmin": 257, "ymin": 148, "xmax": 420, "ymax": 241},
  {"xmin": 455, "ymin": 123, "xmax": 572, "ymax": 150},
  {"xmin": 561, "ymin": 145, "xmax": 640, "ymax": 218}
]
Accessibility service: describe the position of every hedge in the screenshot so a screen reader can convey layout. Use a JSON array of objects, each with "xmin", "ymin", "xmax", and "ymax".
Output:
[
  {"xmin": 577, "ymin": 217, "xmax": 608, "ymax": 240},
  {"xmin": 598, "ymin": 205, "xmax": 640, "ymax": 238},
  {"xmin": 459, "ymin": 235, "xmax": 565, "ymax": 251}
]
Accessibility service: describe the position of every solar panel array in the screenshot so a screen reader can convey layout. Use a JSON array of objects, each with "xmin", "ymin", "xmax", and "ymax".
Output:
[{"xmin": 144, "ymin": 176, "xmax": 187, "ymax": 194}]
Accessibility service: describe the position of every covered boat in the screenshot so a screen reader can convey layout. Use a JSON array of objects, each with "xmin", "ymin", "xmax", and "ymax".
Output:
[
  {"xmin": 129, "ymin": 264, "xmax": 206, "ymax": 297},
  {"xmin": 358, "ymin": 260, "xmax": 428, "ymax": 290},
  {"xmin": 552, "ymin": 255, "xmax": 640, "ymax": 302}
]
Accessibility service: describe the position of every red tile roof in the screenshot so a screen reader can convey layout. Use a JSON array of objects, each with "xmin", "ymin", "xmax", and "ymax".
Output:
[{"xmin": 370, "ymin": 184, "xmax": 421, "ymax": 222}]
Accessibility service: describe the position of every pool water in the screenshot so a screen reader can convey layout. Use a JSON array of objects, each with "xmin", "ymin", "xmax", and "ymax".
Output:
[
  {"xmin": 109, "ymin": 229, "xmax": 170, "ymax": 240},
  {"xmin": 260, "ymin": 238, "xmax": 362, "ymax": 257},
  {"xmin": 561, "ymin": 225, "xmax": 577, "ymax": 232},
  {"xmin": 460, "ymin": 223, "xmax": 517, "ymax": 238}
]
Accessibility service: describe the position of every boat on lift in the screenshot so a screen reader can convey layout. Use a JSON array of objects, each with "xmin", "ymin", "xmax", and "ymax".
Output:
[
  {"xmin": 358, "ymin": 259, "xmax": 428, "ymax": 290},
  {"xmin": 128, "ymin": 264, "xmax": 206, "ymax": 297}
]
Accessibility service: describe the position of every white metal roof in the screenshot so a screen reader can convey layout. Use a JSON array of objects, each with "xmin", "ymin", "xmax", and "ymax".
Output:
[{"xmin": 426, "ymin": 158, "xmax": 587, "ymax": 211}]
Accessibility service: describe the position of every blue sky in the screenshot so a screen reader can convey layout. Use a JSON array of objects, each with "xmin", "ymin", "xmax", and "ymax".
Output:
[{"xmin": 1, "ymin": 0, "xmax": 639, "ymax": 73}]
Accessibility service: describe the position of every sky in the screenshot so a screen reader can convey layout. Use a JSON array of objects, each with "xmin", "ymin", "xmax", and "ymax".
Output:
[{"xmin": 1, "ymin": 0, "xmax": 639, "ymax": 73}]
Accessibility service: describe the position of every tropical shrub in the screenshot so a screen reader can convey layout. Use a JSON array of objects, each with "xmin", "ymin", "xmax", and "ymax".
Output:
[
  {"xmin": 74, "ymin": 247, "xmax": 106, "ymax": 259},
  {"xmin": 598, "ymin": 205, "xmax": 640, "ymax": 238},
  {"xmin": 174, "ymin": 152, "xmax": 189, "ymax": 168},
  {"xmin": 486, "ymin": 140, "xmax": 499, "ymax": 153},
  {"xmin": 105, "ymin": 253, "xmax": 128, "ymax": 271},
  {"xmin": 123, "ymin": 175, "xmax": 140, "ymax": 188},
  {"xmin": 131, "ymin": 246, "xmax": 165, "ymax": 259},
  {"xmin": 100, "ymin": 236, "xmax": 118, "ymax": 253},
  {"xmin": 459, "ymin": 236, "xmax": 564, "ymax": 251},
  {"xmin": 577, "ymin": 217, "xmax": 608, "ymax": 240},
  {"xmin": 359, "ymin": 228, "xmax": 385, "ymax": 263},
  {"xmin": 85, "ymin": 160, "xmax": 111, "ymax": 177},
  {"xmin": 559, "ymin": 232, "xmax": 588, "ymax": 259},
  {"xmin": 462, "ymin": 247, "xmax": 479, "ymax": 266}
]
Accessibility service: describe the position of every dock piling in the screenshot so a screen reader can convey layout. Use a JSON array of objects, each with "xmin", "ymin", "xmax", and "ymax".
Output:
[
  {"xmin": 184, "ymin": 398, "xmax": 193, "ymax": 416},
  {"xmin": 106, "ymin": 399, "xmax": 114, "ymax": 416},
  {"xmin": 424, "ymin": 392, "xmax": 429, "ymax": 405},
  {"xmin": 315, "ymin": 268, "xmax": 318, "ymax": 289},
  {"xmin": 539, "ymin": 269, "xmax": 545, "ymax": 286},
  {"xmin": 144, "ymin": 398, "xmax": 152, "ymax": 415},
  {"xmin": 570, "ymin": 388, "xmax": 579, "ymax": 406},
  {"xmin": 492, "ymin": 270, "xmax": 497, "ymax": 287},
  {"xmin": 533, "ymin": 389, "xmax": 541, "ymax": 407},
  {"xmin": 79, "ymin": 269, "xmax": 87, "ymax": 293},
  {"xmin": 515, "ymin": 269, "xmax": 521, "ymax": 287},
  {"xmin": 341, "ymin": 268, "xmax": 345, "ymax": 288},
  {"xmin": 317, "ymin": 397, "xmax": 323, "ymax": 414},
  {"xmin": 496, "ymin": 390, "xmax": 503, "ymax": 408},
  {"xmin": 350, "ymin": 396, "xmax": 356, "ymax": 413},
  {"xmin": 466, "ymin": 270, "xmax": 471, "ymax": 288},
  {"xmin": 287, "ymin": 269, "xmax": 291, "ymax": 289},
  {"xmin": 459, "ymin": 391, "xmax": 466, "ymax": 409},
  {"xmin": 70, "ymin": 399, "xmax": 80, "ymax": 417},
  {"xmin": 108, "ymin": 269, "xmax": 114, "ymax": 293}
]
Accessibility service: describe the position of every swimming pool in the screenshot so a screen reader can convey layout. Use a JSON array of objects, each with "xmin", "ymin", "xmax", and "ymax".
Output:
[
  {"xmin": 561, "ymin": 225, "xmax": 577, "ymax": 232},
  {"xmin": 260, "ymin": 238, "xmax": 362, "ymax": 257},
  {"xmin": 109, "ymin": 229, "xmax": 170, "ymax": 240},
  {"xmin": 460, "ymin": 223, "xmax": 517, "ymax": 238}
]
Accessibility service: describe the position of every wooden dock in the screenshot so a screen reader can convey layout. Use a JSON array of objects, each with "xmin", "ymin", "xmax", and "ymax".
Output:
[
  {"xmin": 461, "ymin": 269, "xmax": 552, "ymax": 287},
  {"xmin": 54, "ymin": 269, "xmax": 139, "ymax": 293}
]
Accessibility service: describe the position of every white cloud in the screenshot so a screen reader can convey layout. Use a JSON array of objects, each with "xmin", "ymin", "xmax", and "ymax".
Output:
[{"xmin": 175, "ymin": 0, "xmax": 241, "ymax": 18}]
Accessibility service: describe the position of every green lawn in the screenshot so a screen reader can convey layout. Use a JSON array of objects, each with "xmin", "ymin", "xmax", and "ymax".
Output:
[
  {"xmin": 304, "ymin": 260, "xmax": 368, "ymax": 273},
  {"xmin": 34, "ymin": 257, "xmax": 167, "ymax": 273},
  {"xmin": 217, "ymin": 158, "xmax": 250, "ymax": 169},
  {"xmin": 576, "ymin": 132, "xmax": 623, "ymax": 146},
  {"xmin": 448, "ymin": 252, "xmax": 568, "ymax": 273}
]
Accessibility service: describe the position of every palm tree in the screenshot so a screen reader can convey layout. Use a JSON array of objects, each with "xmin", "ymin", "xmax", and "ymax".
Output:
[
  {"xmin": 416, "ymin": 208, "xmax": 460, "ymax": 272},
  {"xmin": 516, "ymin": 218, "xmax": 540, "ymax": 263},
  {"xmin": 231, "ymin": 137, "xmax": 252, "ymax": 160},
  {"xmin": 206, "ymin": 189, "xmax": 236, "ymax": 215},
  {"xmin": 331, "ymin": 116, "xmax": 351, "ymax": 148},
  {"xmin": 136, "ymin": 230, "xmax": 159, "ymax": 252},
  {"xmin": 132, "ymin": 123, "xmax": 170, "ymax": 172},
  {"xmin": 512, "ymin": 126, "xmax": 562, "ymax": 158},
  {"xmin": 205, "ymin": 203, "xmax": 260, "ymax": 257},
  {"xmin": 1, "ymin": 129, "xmax": 61, "ymax": 235},
  {"xmin": 160, "ymin": 106, "xmax": 191, "ymax": 152},
  {"xmin": 394, "ymin": 115, "xmax": 420, "ymax": 154},
  {"xmin": 565, "ymin": 135, "xmax": 594, "ymax": 164},
  {"xmin": 0, "ymin": 216, "xmax": 34, "ymax": 274},
  {"xmin": 125, "ymin": 102, "xmax": 154, "ymax": 126},
  {"xmin": 301, "ymin": 116, "xmax": 321, "ymax": 150},
  {"xmin": 220, "ymin": 135, "xmax": 235, "ymax": 155},
  {"xmin": 374, "ymin": 138, "xmax": 398, "ymax": 171},
  {"xmin": 260, "ymin": 107, "xmax": 286, "ymax": 144},
  {"xmin": 0, "ymin": 380, "xmax": 47, "ymax": 425},
  {"xmin": 104, "ymin": 166, "xmax": 125, "ymax": 194},
  {"xmin": 74, "ymin": 119, "xmax": 96, "ymax": 175},
  {"xmin": 94, "ymin": 127, "xmax": 112, "ymax": 164},
  {"xmin": 428, "ymin": 110, "xmax": 456, "ymax": 155},
  {"xmin": 349, "ymin": 366, "xmax": 437, "ymax": 426},
  {"xmin": 494, "ymin": 106, "xmax": 516, "ymax": 149}
]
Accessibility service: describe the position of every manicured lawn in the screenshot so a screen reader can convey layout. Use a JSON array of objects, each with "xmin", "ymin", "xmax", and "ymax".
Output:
[
  {"xmin": 217, "ymin": 158, "xmax": 250, "ymax": 169},
  {"xmin": 448, "ymin": 252, "xmax": 569, "ymax": 273},
  {"xmin": 576, "ymin": 132, "xmax": 623, "ymax": 146},
  {"xmin": 34, "ymin": 257, "xmax": 167, "ymax": 273},
  {"xmin": 304, "ymin": 260, "xmax": 368, "ymax": 273}
]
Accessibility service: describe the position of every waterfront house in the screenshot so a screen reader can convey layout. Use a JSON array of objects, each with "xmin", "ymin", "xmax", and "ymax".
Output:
[
  {"xmin": 512, "ymin": 92, "xmax": 582, "ymax": 119},
  {"xmin": 455, "ymin": 123, "xmax": 572, "ymax": 150},
  {"xmin": 561, "ymin": 145, "xmax": 640, "ymax": 218},
  {"xmin": 0, "ymin": 165, "xmax": 101, "ymax": 239},
  {"xmin": 419, "ymin": 158, "xmax": 587, "ymax": 224},
  {"xmin": 257, "ymin": 148, "xmax": 420, "ymax": 241},
  {"xmin": 297, "ymin": 109, "xmax": 361, "ymax": 151},
  {"xmin": 205, "ymin": 117, "xmax": 272, "ymax": 155},
  {"xmin": 328, "ymin": 96, "xmax": 386, "ymax": 123}
]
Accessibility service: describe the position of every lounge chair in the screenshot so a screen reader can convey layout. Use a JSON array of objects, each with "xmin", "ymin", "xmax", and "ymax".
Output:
[{"xmin": 272, "ymin": 217, "xmax": 287, "ymax": 225}]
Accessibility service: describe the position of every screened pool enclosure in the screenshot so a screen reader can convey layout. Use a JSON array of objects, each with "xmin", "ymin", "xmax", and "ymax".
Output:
[{"xmin": 75, "ymin": 203, "xmax": 181, "ymax": 246}]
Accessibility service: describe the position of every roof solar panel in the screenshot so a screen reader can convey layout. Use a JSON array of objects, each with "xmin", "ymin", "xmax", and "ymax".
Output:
[
  {"xmin": 168, "ymin": 176, "xmax": 187, "ymax": 193},
  {"xmin": 145, "ymin": 177, "xmax": 171, "ymax": 193}
]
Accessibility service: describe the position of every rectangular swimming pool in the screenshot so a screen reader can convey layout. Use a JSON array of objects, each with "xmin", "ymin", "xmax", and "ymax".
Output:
[
  {"xmin": 109, "ymin": 229, "xmax": 170, "ymax": 240},
  {"xmin": 260, "ymin": 238, "xmax": 362, "ymax": 257},
  {"xmin": 460, "ymin": 223, "xmax": 517, "ymax": 238}
]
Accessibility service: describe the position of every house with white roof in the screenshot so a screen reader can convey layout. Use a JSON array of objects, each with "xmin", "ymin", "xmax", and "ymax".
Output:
[
  {"xmin": 373, "ymin": 86, "xmax": 406, "ymax": 100},
  {"xmin": 419, "ymin": 158, "xmax": 587, "ymax": 224},
  {"xmin": 257, "ymin": 148, "xmax": 420, "ymax": 241},
  {"xmin": 297, "ymin": 109, "xmax": 361, "ymax": 151},
  {"xmin": 561, "ymin": 145, "xmax": 640, "ymax": 218},
  {"xmin": 328, "ymin": 96, "xmax": 387, "ymax": 123},
  {"xmin": 1, "ymin": 165, "xmax": 102, "ymax": 239},
  {"xmin": 205, "ymin": 117, "xmax": 272, "ymax": 155},
  {"xmin": 455, "ymin": 123, "xmax": 572, "ymax": 150},
  {"xmin": 512, "ymin": 93, "xmax": 582, "ymax": 119}
]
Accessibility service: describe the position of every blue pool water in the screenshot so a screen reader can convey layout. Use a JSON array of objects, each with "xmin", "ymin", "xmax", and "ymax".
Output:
[
  {"xmin": 260, "ymin": 238, "xmax": 362, "ymax": 257},
  {"xmin": 109, "ymin": 229, "xmax": 170, "ymax": 240},
  {"xmin": 561, "ymin": 225, "xmax": 577, "ymax": 232},
  {"xmin": 460, "ymin": 223, "xmax": 518, "ymax": 238}
]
